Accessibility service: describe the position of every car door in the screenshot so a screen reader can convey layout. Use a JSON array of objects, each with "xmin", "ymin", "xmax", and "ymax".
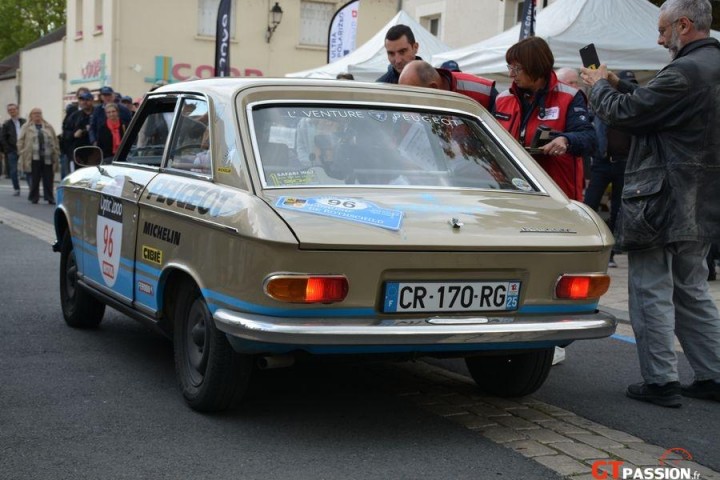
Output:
[
  {"xmin": 133, "ymin": 95, "xmax": 212, "ymax": 318},
  {"xmin": 81, "ymin": 95, "xmax": 179, "ymax": 305}
]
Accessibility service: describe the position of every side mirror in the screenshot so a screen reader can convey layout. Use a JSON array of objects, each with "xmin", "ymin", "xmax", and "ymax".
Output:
[{"xmin": 74, "ymin": 146, "xmax": 104, "ymax": 167}]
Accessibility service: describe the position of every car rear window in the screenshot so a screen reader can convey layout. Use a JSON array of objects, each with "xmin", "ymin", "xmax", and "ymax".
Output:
[{"xmin": 250, "ymin": 104, "xmax": 537, "ymax": 192}]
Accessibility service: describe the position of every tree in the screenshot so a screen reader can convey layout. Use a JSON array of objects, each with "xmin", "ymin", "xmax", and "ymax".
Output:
[
  {"xmin": 647, "ymin": 0, "xmax": 720, "ymax": 30},
  {"xmin": 0, "ymin": 0, "xmax": 65, "ymax": 59}
]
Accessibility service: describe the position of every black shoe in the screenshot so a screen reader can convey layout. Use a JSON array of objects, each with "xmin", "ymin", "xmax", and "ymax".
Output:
[
  {"xmin": 626, "ymin": 381, "xmax": 682, "ymax": 407},
  {"xmin": 681, "ymin": 379, "xmax": 720, "ymax": 401},
  {"xmin": 709, "ymin": 271, "xmax": 717, "ymax": 281},
  {"xmin": 47, "ymin": 199, "xmax": 55, "ymax": 205}
]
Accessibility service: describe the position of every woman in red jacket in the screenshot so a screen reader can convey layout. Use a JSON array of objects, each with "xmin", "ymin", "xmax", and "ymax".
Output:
[
  {"xmin": 494, "ymin": 37, "xmax": 596, "ymax": 200},
  {"xmin": 96, "ymin": 103, "xmax": 128, "ymax": 160}
]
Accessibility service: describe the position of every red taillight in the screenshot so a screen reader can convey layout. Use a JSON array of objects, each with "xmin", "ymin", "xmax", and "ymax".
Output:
[
  {"xmin": 265, "ymin": 275, "xmax": 349, "ymax": 304},
  {"xmin": 555, "ymin": 274, "xmax": 610, "ymax": 300}
]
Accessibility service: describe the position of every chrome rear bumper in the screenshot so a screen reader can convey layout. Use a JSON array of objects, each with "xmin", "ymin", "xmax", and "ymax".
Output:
[{"xmin": 214, "ymin": 308, "xmax": 617, "ymax": 348}]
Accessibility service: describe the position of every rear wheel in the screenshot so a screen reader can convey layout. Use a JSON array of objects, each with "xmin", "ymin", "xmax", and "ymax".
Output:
[
  {"xmin": 465, "ymin": 348, "xmax": 554, "ymax": 397},
  {"xmin": 60, "ymin": 231, "xmax": 105, "ymax": 328},
  {"xmin": 173, "ymin": 280, "xmax": 253, "ymax": 412}
]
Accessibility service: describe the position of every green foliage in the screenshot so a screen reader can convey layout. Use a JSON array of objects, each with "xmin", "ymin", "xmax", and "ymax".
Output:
[
  {"xmin": 648, "ymin": 0, "xmax": 720, "ymax": 30},
  {"xmin": 0, "ymin": 0, "xmax": 66, "ymax": 60}
]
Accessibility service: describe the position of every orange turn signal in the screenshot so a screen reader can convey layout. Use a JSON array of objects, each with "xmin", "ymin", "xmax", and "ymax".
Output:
[
  {"xmin": 555, "ymin": 274, "xmax": 610, "ymax": 300},
  {"xmin": 264, "ymin": 275, "xmax": 349, "ymax": 304}
]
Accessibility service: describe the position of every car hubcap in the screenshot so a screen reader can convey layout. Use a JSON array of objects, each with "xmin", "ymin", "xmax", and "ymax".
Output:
[{"xmin": 185, "ymin": 299, "xmax": 209, "ymax": 386}]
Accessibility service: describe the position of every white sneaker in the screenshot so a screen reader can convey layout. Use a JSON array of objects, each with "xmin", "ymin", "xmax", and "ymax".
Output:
[{"xmin": 552, "ymin": 347, "xmax": 566, "ymax": 365}]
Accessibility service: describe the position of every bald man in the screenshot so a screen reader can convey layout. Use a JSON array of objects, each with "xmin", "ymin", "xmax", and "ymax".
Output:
[
  {"xmin": 399, "ymin": 60, "xmax": 497, "ymax": 111},
  {"xmin": 555, "ymin": 67, "xmax": 581, "ymax": 88}
]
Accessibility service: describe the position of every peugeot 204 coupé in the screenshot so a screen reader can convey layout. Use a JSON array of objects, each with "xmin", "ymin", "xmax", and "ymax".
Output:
[{"xmin": 54, "ymin": 78, "xmax": 616, "ymax": 412}]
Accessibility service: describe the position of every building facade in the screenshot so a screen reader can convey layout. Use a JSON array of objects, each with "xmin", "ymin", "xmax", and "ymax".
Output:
[
  {"xmin": 65, "ymin": 0, "xmax": 397, "ymax": 101},
  {"xmin": 401, "ymin": 0, "xmax": 555, "ymax": 48},
  {"xmin": 2, "ymin": 0, "xmax": 554, "ymax": 130}
]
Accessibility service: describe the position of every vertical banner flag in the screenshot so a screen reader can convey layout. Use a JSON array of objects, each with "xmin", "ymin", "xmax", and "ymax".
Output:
[
  {"xmin": 519, "ymin": 0, "xmax": 536, "ymax": 41},
  {"xmin": 214, "ymin": 0, "xmax": 232, "ymax": 76},
  {"xmin": 327, "ymin": 0, "xmax": 360, "ymax": 63}
]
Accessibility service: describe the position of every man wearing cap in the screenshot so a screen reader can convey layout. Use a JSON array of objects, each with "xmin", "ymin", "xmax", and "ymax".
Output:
[
  {"xmin": 582, "ymin": 0, "xmax": 720, "ymax": 407},
  {"xmin": 440, "ymin": 60, "xmax": 461, "ymax": 73},
  {"xmin": 377, "ymin": 24, "xmax": 422, "ymax": 84},
  {"xmin": 65, "ymin": 92, "xmax": 96, "ymax": 170},
  {"xmin": 583, "ymin": 70, "xmax": 637, "ymax": 269},
  {"xmin": 88, "ymin": 86, "xmax": 132, "ymax": 145},
  {"xmin": 398, "ymin": 60, "xmax": 498, "ymax": 111},
  {"xmin": 61, "ymin": 88, "xmax": 92, "ymax": 177}
]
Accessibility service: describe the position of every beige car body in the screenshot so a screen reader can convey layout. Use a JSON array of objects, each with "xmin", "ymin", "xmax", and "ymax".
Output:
[{"xmin": 54, "ymin": 78, "xmax": 615, "ymax": 409}]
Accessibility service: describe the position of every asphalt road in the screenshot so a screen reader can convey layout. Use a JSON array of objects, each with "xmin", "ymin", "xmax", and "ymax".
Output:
[{"xmin": 1, "ymin": 184, "xmax": 719, "ymax": 479}]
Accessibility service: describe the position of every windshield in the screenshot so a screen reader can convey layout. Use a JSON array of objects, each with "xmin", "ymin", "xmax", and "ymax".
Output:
[{"xmin": 250, "ymin": 105, "xmax": 537, "ymax": 192}]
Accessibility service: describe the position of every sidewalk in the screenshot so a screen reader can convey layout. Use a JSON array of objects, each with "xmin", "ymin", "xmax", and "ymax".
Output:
[{"xmin": 1, "ymin": 174, "xmax": 720, "ymax": 318}]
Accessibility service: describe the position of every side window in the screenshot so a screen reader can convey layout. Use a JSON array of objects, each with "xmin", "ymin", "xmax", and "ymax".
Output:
[
  {"xmin": 118, "ymin": 97, "xmax": 178, "ymax": 166},
  {"xmin": 166, "ymin": 98, "xmax": 211, "ymax": 175}
]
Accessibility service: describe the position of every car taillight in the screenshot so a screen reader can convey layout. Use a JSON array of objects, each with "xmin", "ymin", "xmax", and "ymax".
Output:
[
  {"xmin": 555, "ymin": 274, "xmax": 610, "ymax": 300},
  {"xmin": 264, "ymin": 275, "xmax": 349, "ymax": 304}
]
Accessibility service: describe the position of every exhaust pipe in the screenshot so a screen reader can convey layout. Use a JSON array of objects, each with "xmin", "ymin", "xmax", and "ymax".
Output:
[{"xmin": 257, "ymin": 354, "xmax": 295, "ymax": 370}]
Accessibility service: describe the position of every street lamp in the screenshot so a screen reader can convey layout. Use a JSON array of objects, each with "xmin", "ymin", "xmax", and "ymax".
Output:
[{"xmin": 266, "ymin": 2, "xmax": 283, "ymax": 43}]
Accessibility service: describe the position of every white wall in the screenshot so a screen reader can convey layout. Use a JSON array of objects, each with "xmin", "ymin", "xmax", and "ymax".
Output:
[
  {"xmin": 0, "ymin": 78, "xmax": 20, "ymax": 117},
  {"xmin": 20, "ymin": 42, "xmax": 65, "ymax": 131}
]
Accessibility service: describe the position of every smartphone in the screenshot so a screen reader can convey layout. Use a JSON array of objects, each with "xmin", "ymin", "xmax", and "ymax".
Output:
[{"xmin": 580, "ymin": 43, "xmax": 600, "ymax": 70}]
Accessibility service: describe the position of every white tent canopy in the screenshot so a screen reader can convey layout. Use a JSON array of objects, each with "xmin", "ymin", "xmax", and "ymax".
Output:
[
  {"xmin": 286, "ymin": 10, "xmax": 452, "ymax": 82},
  {"xmin": 433, "ymin": 0, "xmax": 720, "ymax": 76}
]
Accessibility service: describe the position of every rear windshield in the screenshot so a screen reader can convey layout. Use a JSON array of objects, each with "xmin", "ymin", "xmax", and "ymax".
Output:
[{"xmin": 250, "ymin": 105, "xmax": 537, "ymax": 192}]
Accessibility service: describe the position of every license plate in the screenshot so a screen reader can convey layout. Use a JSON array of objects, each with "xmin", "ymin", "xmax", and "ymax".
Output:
[{"xmin": 383, "ymin": 281, "xmax": 520, "ymax": 313}]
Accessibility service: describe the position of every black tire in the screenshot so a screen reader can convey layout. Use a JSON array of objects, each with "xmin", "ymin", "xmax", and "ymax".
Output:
[
  {"xmin": 173, "ymin": 280, "xmax": 253, "ymax": 412},
  {"xmin": 465, "ymin": 348, "xmax": 554, "ymax": 397},
  {"xmin": 60, "ymin": 230, "xmax": 105, "ymax": 328}
]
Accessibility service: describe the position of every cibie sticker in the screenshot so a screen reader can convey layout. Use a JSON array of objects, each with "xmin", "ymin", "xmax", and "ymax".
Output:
[
  {"xmin": 96, "ymin": 194, "xmax": 123, "ymax": 287},
  {"xmin": 511, "ymin": 178, "xmax": 533, "ymax": 192},
  {"xmin": 276, "ymin": 196, "xmax": 403, "ymax": 231}
]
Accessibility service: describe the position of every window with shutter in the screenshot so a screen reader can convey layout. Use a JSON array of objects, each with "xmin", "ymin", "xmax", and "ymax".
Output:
[
  {"xmin": 197, "ymin": 0, "xmax": 237, "ymax": 38},
  {"xmin": 299, "ymin": 1, "xmax": 335, "ymax": 47}
]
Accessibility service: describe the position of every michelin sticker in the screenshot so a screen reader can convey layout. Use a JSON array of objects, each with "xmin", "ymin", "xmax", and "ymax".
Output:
[
  {"xmin": 276, "ymin": 196, "xmax": 403, "ymax": 231},
  {"xmin": 96, "ymin": 194, "xmax": 123, "ymax": 287}
]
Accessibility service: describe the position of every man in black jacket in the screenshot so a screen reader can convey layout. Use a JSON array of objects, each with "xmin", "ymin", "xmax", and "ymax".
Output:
[
  {"xmin": 0, "ymin": 104, "xmax": 27, "ymax": 196},
  {"xmin": 376, "ymin": 24, "xmax": 421, "ymax": 84},
  {"xmin": 582, "ymin": 0, "xmax": 720, "ymax": 407}
]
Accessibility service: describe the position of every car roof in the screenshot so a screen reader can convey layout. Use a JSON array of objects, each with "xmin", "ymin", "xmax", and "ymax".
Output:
[{"xmin": 151, "ymin": 77, "xmax": 485, "ymax": 113}]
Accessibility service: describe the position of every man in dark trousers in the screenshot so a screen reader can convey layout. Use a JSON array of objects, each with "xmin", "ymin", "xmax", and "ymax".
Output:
[
  {"xmin": 398, "ymin": 60, "xmax": 498, "ymax": 111},
  {"xmin": 0, "ymin": 104, "xmax": 27, "ymax": 196},
  {"xmin": 376, "ymin": 24, "xmax": 421, "ymax": 84},
  {"xmin": 582, "ymin": 0, "xmax": 720, "ymax": 407}
]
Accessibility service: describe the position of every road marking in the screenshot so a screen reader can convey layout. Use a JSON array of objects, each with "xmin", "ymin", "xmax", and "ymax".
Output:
[
  {"xmin": 613, "ymin": 321, "xmax": 685, "ymax": 353},
  {"xmin": 0, "ymin": 206, "xmax": 56, "ymax": 245}
]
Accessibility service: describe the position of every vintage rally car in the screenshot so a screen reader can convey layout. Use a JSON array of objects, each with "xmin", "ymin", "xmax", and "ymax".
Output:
[{"xmin": 54, "ymin": 78, "xmax": 616, "ymax": 412}]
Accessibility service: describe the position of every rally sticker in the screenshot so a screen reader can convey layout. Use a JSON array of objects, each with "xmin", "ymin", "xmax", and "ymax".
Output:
[
  {"xmin": 96, "ymin": 194, "xmax": 123, "ymax": 287},
  {"xmin": 511, "ymin": 178, "xmax": 533, "ymax": 191},
  {"xmin": 276, "ymin": 196, "xmax": 403, "ymax": 231}
]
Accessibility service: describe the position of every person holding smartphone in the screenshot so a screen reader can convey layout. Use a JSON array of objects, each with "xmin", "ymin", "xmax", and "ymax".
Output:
[
  {"xmin": 581, "ymin": 0, "xmax": 720, "ymax": 407},
  {"xmin": 494, "ymin": 37, "xmax": 596, "ymax": 201}
]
